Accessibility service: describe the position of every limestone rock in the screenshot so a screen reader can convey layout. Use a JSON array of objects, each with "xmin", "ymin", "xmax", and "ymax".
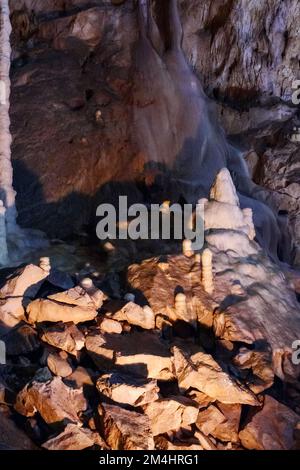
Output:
[
  {"xmin": 42, "ymin": 423, "xmax": 104, "ymax": 450},
  {"xmin": 239, "ymin": 396, "xmax": 300, "ymax": 450},
  {"xmin": 97, "ymin": 373, "xmax": 159, "ymax": 407},
  {"xmin": 27, "ymin": 298, "xmax": 97, "ymax": 324},
  {"xmin": 86, "ymin": 331, "xmax": 174, "ymax": 380},
  {"xmin": 0, "ymin": 264, "xmax": 48, "ymax": 325},
  {"xmin": 64, "ymin": 366, "xmax": 94, "ymax": 389},
  {"xmin": 48, "ymin": 284, "xmax": 104, "ymax": 310},
  {"xmin": 15, "ymin": 372, "xmax": 87, "ymax": 424},
  {"xmin": 155, "ymin": 435, "xmax": 203, "ymax": 451},
  {"xmin": 144, "ymin": 396, "xmax": 199, "ymax": 436},
  {"xmin": 172, "ymin": 346, "xmax": 259, "ymax": 406},
  {"xmin": 46, "ymin": 352, "xmax": 72, "ymax": 378},
  {"xmin": 98, "ymin": 317, "xmax": 122, "ymax": 334},
  {"xmin": 40, "ymin": 322, "xmax": 85, "ymax": 356},
  {"xmin": 110, "ymin": 302, "xmax": 155, "ymax": 330},
  {"xmin": 211, "ymin": 403, "xmax": 242, "ymax": 444},
  {"xmin": 196, "ymin": 405, "xmax": 226, "ymax": 437},
  {"xmin": 100, "ymin": 403, "xmax": 154, "ymax": 450},
  {"xmin": 233, "ymin": 347, "xmax": 274, "ymax": 393}
]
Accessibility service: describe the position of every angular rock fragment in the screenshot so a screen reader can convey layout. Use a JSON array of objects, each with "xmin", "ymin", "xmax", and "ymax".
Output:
[
  {"xmin": 155, "ymin": 435, "xmax": 203, "ymax": 450},
  {"xmin": 144, "ymin": 396, "xmax": 199, "ymax": 436},
  {"xmin": 172, "ymin": 346, "xmax": 259, "ymax": 405},
  {"xmin": 98, "ymin": 317, "xmax": 122, "ymax": 334},
  {"xmin": 100, "ymin": 403, "xmax": 154, "ymax": 450},
  {"xmin": 65, "ymin": 366, "xmax": 94, "ymax": 389},
  {"xmin": 233, "ymin": 347, "xmax": 274, "ymax": 393},
  {"xmin": 27, "ymin": 298, "xmax": 97, "ymax": 324},
  {"xmin": 196, "ymin": 405, "xmax": 226, "ymax": 437},
  {"xmin": 86, "ymin": 331, "xmax": 174, "ymax": 380},
  {"xmin": 97, "ymin": 373, "xmax": 159, "ymax": 407},
  {"xmin": 42, "ymin": 423, "xmax": 103, "ymax": 450},
  {"xmin": 239, "ymin": 396, "xmax": 300, "ymax": 450},
  {"xmin": 15, "ymin": 371, "xmax": 87, "ymax": 424},
  {"xmin": 47, "ymin": 352, "xmax": 73, "ymax": 378},
  {"xmin": 110, "ymin": 302, "xmax": 155, "ymax": 330},
  {"xmin": 48, "ymin": 285, "xmax": 104, "ymax": 310},
  {"xmin": 40, "ymin": 322, "xmax": 85, "ymax": 356},
  {"xmin": 0, "ymin": 264, "xmax": 48, "ymax": 325},
  {"xmin": 211, "ymin": 403, "xmax": 242, "ymax": 443}
]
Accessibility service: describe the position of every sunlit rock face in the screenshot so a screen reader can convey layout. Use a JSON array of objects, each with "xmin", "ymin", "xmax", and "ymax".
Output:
[{"xmin": 9, "ymin": 0, "xmax": 299, "ymax": 264}]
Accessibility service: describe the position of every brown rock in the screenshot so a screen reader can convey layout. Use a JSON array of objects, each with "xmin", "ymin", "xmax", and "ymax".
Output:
[
  {"xmin": 110, "ymin": 302, "xmax": 155, "ymax": 330},
  {"xmin": 42, "ymin": 423, "xmax": 103, "ymax": 450},
  {"xmin": 46, "ymin": 352, "xmax": 73, "ymax": 378},
  {"xmin": 233, "ymin": 347, "xmax": 274, "ymax": 393},
  {"xmin": 65, "ymin": 366, "xmax": 94, "ymax": 389},
  {"xmin": 97, "ymin": 373, "xmax": 159, "ymax": 407},
  {"xmin": 155, "ymin": 435, "xmax": 203, "ymax": 451},
  {"xmin": 144, "ymin": 396, "xmax": 199, "ymax": 436},
  {"xmin": 0, "ymin": 323, "xmax": 39, "ymax": 355},
  {"xmin": 15, "ymin": 371, "xmax": 87, "ymax": 424},
  {"xmin": 86, "ymin": 331, "xmax": 174, "ymax": 380},
  {"xmin": 211, "ymin": 403, "xmax": 242, "ymax": 443},
  {"xmin": 100, "ymin": 403, "xmax": 154, "ymax": 450},
  {"xmin": 172, "ymin": 346, "xmax": 259, "ymax": 406},
  {"xmin": 40, "ymin": 322, "xmax": 85, "ymax": 356},
  {"xmin": 0, "ymin": 264, "xmax": 48, "ymax": 325},
  {"xmin": 239, "ymin": 396, "xmax": 300, "ymax": 450},
  {"xmin": 98, "ymin": 317, "xmax": 122, "ymax": 334},
  {"xmin": 48, "ymin": 285, "xmax": 104, "ymax": 310},
  {"xmin": 196, "ymin": 405, "xmax": 226, "ymax": 437},
  {"xmin": 27, "ymin": 298, "xmax": 97, "ymax": 324}
]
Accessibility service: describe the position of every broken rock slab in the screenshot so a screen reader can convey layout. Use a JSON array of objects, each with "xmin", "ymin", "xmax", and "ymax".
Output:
[
  {"xmin": 27, "ymin": 298, "xmax": 97, "ymax": 324},
  {"xmin": 172, "ymin": 346, "xmax": 259, "ymax": 406},
  {"xmin": 144, "ymin": 396, "xmax": 199, "ymax": 436},
  {"xmin": 15, "ymin": 369, "xmax": 87, "ymax": 424},
  {"xmin": 0, "ymin": 264, "xmax": 48, "ymax": 326},
  {"xmin": 98, "ymin": 317, "xmax": 122, "ymax": 334},
  {"xmin": 42, "ymin": 423, "xmax": 105, "ymax": 450},
  {"xmin": 46, "ymin": 352, "xmax": 73, "ymax": 378},
  {"xmin": 40, "ymin": 322, "xmax": 85, "ymax": 356},
  {"xmin": 100, "ymin": 403, "xmax": 154, "ymax": 450},
  {"xmin": 239, "ymin": 395, "xmax": 300, "ymax": 450},
  {"xmin": 48, "ymin": 285, "xmax": 105, "ymax": 310},
  {"xmin": 97, "ymin": 372, "xmax": 159, "ymax": 407},
  {"xmin": 86, "ymin": 331, "xmax": 174, "ymax": 380},
  {"xmin": 109, "ymin": 302, "xmax": 155, "ymax": 330}
]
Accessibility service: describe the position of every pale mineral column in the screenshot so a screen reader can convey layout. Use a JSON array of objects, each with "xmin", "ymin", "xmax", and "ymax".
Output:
[
  {"xmin": 0, "ymin": 0, "xmax": 17, "ymax": 236},
  {"xmin": 202, "ymin": 248, "xmax": 214, "ymax": 294}
]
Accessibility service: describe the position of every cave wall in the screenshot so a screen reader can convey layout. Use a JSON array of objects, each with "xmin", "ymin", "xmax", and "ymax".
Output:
[{"xmin": 9, "ymin": 0, "xmax": 300, "ymax": 262}]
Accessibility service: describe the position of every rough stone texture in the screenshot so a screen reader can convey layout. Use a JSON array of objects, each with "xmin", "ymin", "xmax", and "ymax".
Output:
[
  {"xmin": 97, "ymin": 372, "xmax": 159, "ymax": 407},
  {"xmin": 15, "ymin": 371, "xmax": 87, "ymax": 424},
  {"xmin": 0, "ymin": 322, "xmax": 39, "ymax": 355},
  {"xmin": 0, "ymin": 408, "xmax": 37, "ymax": 450},
  {"xmin": 46, "ymin": 352, "xmax": 73, "ymax": 377},
  {"xmin": 100, "ymin": 403, "xmax": 154, "ymax": 450},
  {"xmin": 144, "ymin": 396, "xmax": 199, "ymax": 436},
  {"xmin": 40, "ymin": 322, "xmax": 85, "ymax": 356},
  {"xmin": 86, "ymin": 331, "xmax": 174, "ymax": 380},
  {"xmin": 0, "ymin": 263, "xmax": 48, "ymax": 325},
  {"xmin": 173, "ymin": 346, "xmax": 259, "ymax": 406},
  {"xmin": 42, "ymin": 423, "xmax": 103, "ymax": 450},
  {"xmin": 109, "ymin": 301, "xmax": 155, "ymax": 330},
  {"xmin": 27, "ymin": 298, "xmax": 97, "ymax": 324},
  {"xmin": 239, "ymin": 395, "xmax": 300, "ymax": 450}
]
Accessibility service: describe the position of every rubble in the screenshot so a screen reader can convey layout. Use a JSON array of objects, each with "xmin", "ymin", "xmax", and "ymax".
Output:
[{"xmin": 27, "ymin": 298, "xmax": 97, "ymax": 324}]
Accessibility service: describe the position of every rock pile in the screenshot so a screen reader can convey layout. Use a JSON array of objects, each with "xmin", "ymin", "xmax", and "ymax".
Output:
[{"xmin": 0, "ymin": 170, "xmax": 300, "ymax": 450}]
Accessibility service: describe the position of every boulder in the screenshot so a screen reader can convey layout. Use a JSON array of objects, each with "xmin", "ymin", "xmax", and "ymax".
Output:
[
  {"xmin": 46, "ymin": 352, "xmax": 73, "ymax": 378},
  {"xmin": 110, "ymin": 302, "xmax": 155, "ymax": 330},
  {"xmin": 86, "ymin": 331, "xmax": 174, "ymax": 380},
  {"xmin": 97, "ymin": 373, "xmax": 159, "ymax": 407},
  {"xmin": 144, "ymin": 396, "xmax": 199, "ymax": 436},
  {"xmin": 15, "ymin": 371, "xmax": 87, "ymax": 424},
  {"xmin": 0, "ymin": 264, "xmax": 48, "ymax": 325},
  {"xmin": 40, "ymin": 322, "xmax": 85, "ymax": 356},
  {"xmin": 239, "ymin": 395, "xmax": 300, "ymax": 450},
  {"xmin": 98, "ymin": 318, "xmax": 122, "ymax": 334},
  {"xmin": 27, "ymin": 298, "xmax": 97, "ymax": 324},
  {"xmin": 172, "ymin": 346, "xmax": 259, "ymax": 406},
  {"xmin": 196, "ymin": 405, "xmax": 226, "ymax": 437},
  {"xmin": 100, "ymin": 403, "xmax": 154, "ymax": 450},
  {"xmin": 42, "ymin": 423, "xmax": 104, "ymax": 450},
  {"xmin": 211, "ymin": 403, "xmax": 242, "ymax": 444}
]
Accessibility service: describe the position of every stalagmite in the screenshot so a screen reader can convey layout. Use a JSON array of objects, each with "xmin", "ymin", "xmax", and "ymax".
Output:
[
  {"xmin": 243, "ymin": 208, "xmax": 256, "ymax": 241},
  {"xmin": 202, "ymin": 248, "xmax": 214, "ymax": 294},
  {"xmin": 0, "ymin": 0, "xmax": 17, "ymax": 236},
  {"xmin": 183, "ymin": 239, "xmax": 194, "ymax": 257},
  {"xmin": 210, "ymin": 168, "xmax": 240, "ymax": 206},
  {"xmin": 39, "ymin": 257, "xmax": 51, "ymax": 274}
]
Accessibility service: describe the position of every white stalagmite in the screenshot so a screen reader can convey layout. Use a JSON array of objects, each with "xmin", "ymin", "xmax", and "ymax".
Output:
[
  {"xmin": 202, "ymin": 248, "xmax": 214, "ymax": 294},
  {"xmin": 0, "ymin": 0, "xmax": 17, "ymax": 237}
]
